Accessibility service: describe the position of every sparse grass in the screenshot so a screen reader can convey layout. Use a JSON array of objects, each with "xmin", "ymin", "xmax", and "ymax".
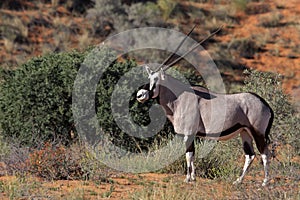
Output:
[
  {"xmin": 65, "ymin": 188, "xmax": 86, "ymax": 200},
  {"xmin": 245, "ymin": 2, "xmax": 270, "ymax": 15},
  {"xmin": 251, "ymin": 33, "xmax": 270, "ymax": 48},
  {"xmin": 162, "ymin": 176, "xmax": 171, "ymax": 183},
  {"xmin": 102, "ymin": 185, "xmax": 115, "ymax": 198},
  {"xmin": 258, "ymin": 12, "xmax": 284, "ymax": 27},
  {"xmin": 228, "ymin": 37, "xmax": 261, "ymax": 59},
  {"xmin": 0, "ymin": 175, "xmax": 44, "ymax": 200},
  {"xmin": 3, "ymin": 17, "xmax": 28, "ymax": 40},
  {"xmin": 0, "ymin": 176, "xmax": 119, "ymax": 199},
  {"xmin": 130, "ymin": 153, "xmax": 299, "ymax": 199},
  {"xmin": 92, "ymin": 135, "xmax": 185, "ymax": 173},
  {"xmin": 3, "ymin": 38, "xmax": 14, "ymax": 53},
  {"xmin": 203, "ymin": 16, "xmax": 225, "ymax": 32},
  {"xmin": 269, "ymin": 45, "xmax": 280, "ymax": 57},
  {"xmin": 52, "ymin": 16, "xmax": 63, "ymax": 28},
  {"xmin": 291, "ymin": 44, "xmax": 300, "ymax": 55},
  {"xmin": 275, "ymin": 0, "xmax": 286, "ymax": 9},
  {"xmin": 78, "ymin": 29, "xmax": 92, "ymax": 49},
  {"xmin": 231, "ymin": 0, "xmax": 248, "ymax": 13},
  {"xmin": 157, "ymin": 0, "xmax": 179, "ymax": 21},
  {"xmin": 51, "ymin": 0, "xmax": 59, "ymax": 8},
  {"xmin": 53, "ymin": 29, "xmax": 71, "ymax": 52},
  {"xmin": 131, "ymin": 180, "xmax": 200, "ymax": 200}
]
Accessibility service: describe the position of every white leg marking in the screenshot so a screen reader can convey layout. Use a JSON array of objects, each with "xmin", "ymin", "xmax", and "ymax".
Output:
[
  {"xmin": 233, "ymin": 155, "xmax": 255, "ymax": 185},
  {"xmin": 261, "ymin": 154, "xmax": 269, "ymax": 186},
  {"xmin": 184, "ymin": 135, "xmax": 195, "ymax": 183},
  {"xmin": 184, "ymin": 135, "xmax": 188, "ymax": 143},
  {"xmin": 185, "ymin": 152, "xmax": 193, "ymax": 182},
  {"xmin": 191, "ymin": 156, "xmax": 196, "ymax": 181}
]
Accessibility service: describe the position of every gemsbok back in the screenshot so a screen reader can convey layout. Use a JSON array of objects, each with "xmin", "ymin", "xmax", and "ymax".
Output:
[{"xmin": 136, "ymin": 26, "xmax": 274, "ymax": 186}]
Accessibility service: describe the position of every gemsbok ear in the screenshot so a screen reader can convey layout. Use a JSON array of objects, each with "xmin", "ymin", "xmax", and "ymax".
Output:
[
  {"xmin": 145, "ymin": 65, "xmax": 152, "ymax": 76},
  {"xmin": 160, "ymin": 68, "xmax": 165, "ymax": 80}
]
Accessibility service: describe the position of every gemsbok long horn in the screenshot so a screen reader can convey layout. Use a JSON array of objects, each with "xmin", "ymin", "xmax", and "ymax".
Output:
[
  {"xmin": 162, "ymin": 25, "xmax": 223, "ymax": 71},
  {"xmin": 155, "ymin": 24, "xmax": 197, "ymax": 72}
]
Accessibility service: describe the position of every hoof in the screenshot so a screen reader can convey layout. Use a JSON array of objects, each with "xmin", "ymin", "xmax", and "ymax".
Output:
[
  {"xmin": 184, "ymin": 178, "xmax": 191, "ymax": 183},
  {"xmin": 262, "ymin": 180, "xmax": 269, "ymax": 187},
  {"xmin": 184, "ymin": 177, "xmax": 196, "ymax": 183}
]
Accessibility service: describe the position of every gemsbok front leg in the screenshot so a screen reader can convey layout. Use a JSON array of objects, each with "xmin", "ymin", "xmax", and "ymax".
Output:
[{"xmin": 184, "ymin": 135, "xmax": 196, "ymax": 182}]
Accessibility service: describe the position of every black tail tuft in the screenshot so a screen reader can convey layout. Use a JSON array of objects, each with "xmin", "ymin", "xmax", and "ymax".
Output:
[{"xmin": 265, "ymin": 107, "xmax": 274, "ymax": 145}]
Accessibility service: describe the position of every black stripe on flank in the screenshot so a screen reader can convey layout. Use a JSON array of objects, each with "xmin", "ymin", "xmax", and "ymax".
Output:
[{"xmin": 196, "ymin": 123, "xmax": 246, "ymax": 138}]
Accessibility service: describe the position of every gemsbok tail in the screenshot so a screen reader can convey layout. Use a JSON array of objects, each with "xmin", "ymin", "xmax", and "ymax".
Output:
[{"xmin": 265, "ymin": 107, "xmax": 274, "ymax": 144}]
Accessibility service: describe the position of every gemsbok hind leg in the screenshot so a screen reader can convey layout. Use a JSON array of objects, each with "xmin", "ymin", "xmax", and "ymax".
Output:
[
  {"xmin": 233, "ymin": 130, "xmax": 255, "ymax": 185},
  {"xmin": 254, "ymin": 134, "xmax": 270, "ymax": 186},
  {"xmin": 184, "ymin": 135, "xmax": 196, "ymax": 182}
]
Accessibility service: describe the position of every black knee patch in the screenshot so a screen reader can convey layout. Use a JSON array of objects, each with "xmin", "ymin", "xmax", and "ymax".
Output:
[
  {"xmin": 186, "ymin": 140, "xmax": 195, "ymax": 154},
  {"xmin": 243, "ymin": 142, "xmax": 255, "ymax": 156},
  {"xmin": 254, "ymin": 135, "xmax": 267, "ymax": 153}
]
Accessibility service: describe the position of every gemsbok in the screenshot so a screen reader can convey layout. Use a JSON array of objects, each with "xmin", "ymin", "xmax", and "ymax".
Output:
[{"xmin": 136, "ymin": 26, "xmax": 274, "ymax": 186}]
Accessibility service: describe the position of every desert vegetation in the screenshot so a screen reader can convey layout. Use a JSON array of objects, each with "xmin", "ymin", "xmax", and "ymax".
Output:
[{"xmin": 0, "ymin": 0, "xmax": 299, "ymax": 199}]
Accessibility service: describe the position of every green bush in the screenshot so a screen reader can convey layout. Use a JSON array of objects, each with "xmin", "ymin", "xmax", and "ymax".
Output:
[
  {"xmin": 0, "ymin": 47, "xmax": 144, "ymax": 149},
  {"xmin": 0, "ymin": 51, "xmax": 85, "ymax": 146},
  {"xmin": 95, "ymin": 57, "xmax": 151, "ymax": 150},
  {"xmin": 0, "ymin": 47, "xmax": 183, "ymax": 151}
]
